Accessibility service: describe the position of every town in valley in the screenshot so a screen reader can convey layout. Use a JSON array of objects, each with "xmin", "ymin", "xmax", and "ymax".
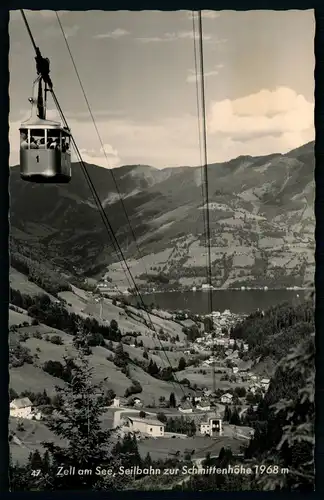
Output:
[{"xmin": 8, "ymin": 8, "xmax": 315, "ymax": 493}]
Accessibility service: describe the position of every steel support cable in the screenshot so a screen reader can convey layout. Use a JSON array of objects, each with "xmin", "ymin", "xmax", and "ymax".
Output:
[
  {"xmin": 198, "ymin": 11, "xmax": 213, "ymax": 315},
  {"xmin": 192, "ymin": 12, "xmax": 203, "ymax": 169},
  {"xmin": 192, "ymin": 11, "xmax": 209, "ymax": 282},
  {"xmin": 53, "ymin": 15, "xmax": 175, "ymax": 385},
  {"xmin": 20, "ymin": 10, "xmax": 37, "ymax": 52},
  {"xmin": 55, "ymin": 91, "xmax": 180, "ymax": 396},
  {"xmin": 53, "ymin": 14, "xmax": 198, "ymax": 403},
  {"xmin": 197, "ymin": 11, "xmax": 215, "ymax": 394},
  {"xmin": 52, "ymin": 94, "xmax": 135, "ymax": 295},
  {"xmin": 53, "ymin": 14, "xmax": 177, "ymax": 387},
  {"xmin": 21, "ymin": 10, "xmax": 197, "ymax": 407},
  {"xmin": 55, "ymin": 12, "xmax": 155, "ymax": 297},
  {"xmin": 70, "ymin": 143, "xmax": 172, "ymax": 380},
  {"xmin": 52, "ymin": 89, "xmax": 190, "ymax": 405},
  {"xmin": 20, "ymin": 11, "xmax": 125, "ymax": 273}
]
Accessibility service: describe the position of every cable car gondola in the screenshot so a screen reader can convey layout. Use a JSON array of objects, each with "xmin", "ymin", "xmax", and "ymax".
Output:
[{"xmin": 19, "ymin": 56, "xmax": 71, "ymax": 183}]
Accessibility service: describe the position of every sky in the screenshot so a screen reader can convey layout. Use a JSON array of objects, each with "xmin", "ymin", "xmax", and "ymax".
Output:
[{"xmin": 9, "ymin": 9, "xmax": 315, "ymax": 169}]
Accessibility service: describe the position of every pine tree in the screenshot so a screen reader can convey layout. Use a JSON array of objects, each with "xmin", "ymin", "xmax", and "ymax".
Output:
[
  {"xmin": 72, "ymin": 322, "xmax": 92, "ymax": 355},
  {"xmin": 115, "ymin": 341, "xmax": 124, "ymax": 358},
  {"xmin": 110, "ymin": 319, "xmax": 118, "ymax": 331},
  {"xmin": 218, "ymin": 447, "xmax": 226, "ymax": 460},
  {"xmin": 113, "ymin": 434, "xmax": 142, "ymax": 469},
  {"xmin": 203, "ymin": 451, "xmax": 212, "ymax": 467},
  {"xmin": 114, "ymin": 342, "xmax": 127, "ymax": 368},
  {"xmin": 9, "ymin": 454, "xmax": 33, "ymax": 491},
  {"xmin": 28, "ymin": 450, "xmax": 43, "ymax": 471},
  {"xmin": 178, "ymin": 357, "xmax": 186, "ymax": 371},
  {"xmin": 143, "ymin": 452, "xmax": 152, "ymax": 467},
  {"xmin": 229, "ymin": 407, "xmax": 241, "ymax": 426},
  {"xmin": 42, "ymin": 451, "xmax": 51, "ymax": 475},
  {"xmin": 148, "ymin": 359, "xmax": 159, "ymax": 376},
  {"xmin": 40, "ymin": 326, "xmax": 123, "ymax": 490},
  {"xmin": 189, "ymin": 420, "xmax": 196, "ymax": 436},
  {"xmin": 224, "ymin": 404, "xmax": 231, "ymax": 422},
  {"xmin": 169, "ymin": 392, "xmax": 176, "ymax": 408},
  {"xmin": 253, "ymin": 334, "xmax": 315, "ymax": 491}
]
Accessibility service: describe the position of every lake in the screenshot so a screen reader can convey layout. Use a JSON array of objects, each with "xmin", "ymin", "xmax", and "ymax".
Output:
[{"xmin": 129, "ymin": 289, "xmax": 309, "ymax": 315}]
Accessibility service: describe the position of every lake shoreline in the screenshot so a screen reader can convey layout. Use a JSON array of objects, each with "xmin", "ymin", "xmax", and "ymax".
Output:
[
  {"xmin": 123, "ymin": 289, "xmax": 309, "ymax": 316},
  {"xmin": 101, "ymin": 287, "xmax": 313, "ymax": 297},
  {"xmin": 137, "ymin": 286, "xmax": 313, "ymax": 294}
]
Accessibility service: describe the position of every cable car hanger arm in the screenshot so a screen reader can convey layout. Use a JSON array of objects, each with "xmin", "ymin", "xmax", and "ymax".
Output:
[
  {"xmin": 20, "ymin": 9, "xmax": 70, "ymax": 131},
  {"xmin": 20, "ymin": 9, "xmax": 53, "ymax": 90}
]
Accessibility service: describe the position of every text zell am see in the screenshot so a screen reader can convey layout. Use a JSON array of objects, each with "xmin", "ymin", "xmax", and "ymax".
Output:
[{"xmin": 54, "ymin": 465, "xmax": 288, "ymax": 477}]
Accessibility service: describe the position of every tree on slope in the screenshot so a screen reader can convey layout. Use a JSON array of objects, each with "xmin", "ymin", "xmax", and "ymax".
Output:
[
  {"xmin": 251, "ymin": 333, "xmax": 315, "ymax": 491},
  {"xmin": 169, "ymin": 392, "xmax": 177, "ymax": 408},
  {"xmin": 10, "ymin": 326, "xmax": 130, "ymax": 491},
  {"xmin": 43, "ymin": 327, "xmax": 129, "ymax": 489}
]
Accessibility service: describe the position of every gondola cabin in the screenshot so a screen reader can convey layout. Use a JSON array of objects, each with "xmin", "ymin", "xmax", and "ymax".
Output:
[{"xmin": 19, "ymin": 117, "xmax": 71, "ymax": 183}]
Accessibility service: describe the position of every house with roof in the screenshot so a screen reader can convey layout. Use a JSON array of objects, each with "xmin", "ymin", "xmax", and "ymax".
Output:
[
  {"xmin": 178, "ymin": 401, "xmax": 193, "ymax": 413},
  {"xmin": 239, "ymin": 364, "xmax": 250, "ymax": 373},
  {"xmin": 203, "ymin": 389, "xmax": 212, "ymax": 397},
  {"xmin": 249, "ymin": 384, "xmax": 261, "ymax": 395},
  {"xmin": 111, "ymin": 397, "xmax": 121, "ymax": 408},
  {"xmin": 196, "ymin": 399, "xmax": 211, "ymax": 411},
  {"xmin": 221, "ymin": 393, "xmax": 233, "ymax": 404},
  {"xmin": 10, "ymin": 398, "xmax": 33, "ymax": 419},
  {"xmin": 200, "ymin": 412, "xmax": 223, "ymax": 437},
  {"xmin": 126, "ymin": 416, "xmax": 165, "ymax": 437},
  {"xmin": 261, "ymin": 378, "xmax": 270, "ymax": 391},
  {"xmin": 181, "ymin": 319, "xmax": 197, "ymax": 329}
]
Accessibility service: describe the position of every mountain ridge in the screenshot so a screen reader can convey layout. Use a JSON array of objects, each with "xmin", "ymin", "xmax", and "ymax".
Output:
[{"xmin": 10, "ymin": 141, "xmax": 315, "ymax": 288}]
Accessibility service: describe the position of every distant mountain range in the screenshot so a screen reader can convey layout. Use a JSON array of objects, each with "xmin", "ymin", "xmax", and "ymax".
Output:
[{"xmin": 9, "ymin": 141, "xmax": 315, "ymax": 289}]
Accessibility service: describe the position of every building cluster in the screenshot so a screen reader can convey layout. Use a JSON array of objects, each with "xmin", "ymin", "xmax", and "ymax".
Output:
[
  {"xmin": 121, "ymin": 410, "xmax": 223, "ymax": 439},
  {"xmin": 186, "ymin": 309, "xmax": 271, "ymax": 396}
]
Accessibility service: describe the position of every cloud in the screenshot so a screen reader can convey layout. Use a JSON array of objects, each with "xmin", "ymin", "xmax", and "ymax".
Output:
[
  {"xmin": 79, "ymin": 144, "xmax": 121, "ymax": 168},
  {"xmin": 9, "ymin": 87, "xmax": 314, "ymax": 169},
  {"xmin": 9, "ymin": 109, "xmax": 123, "ymax": 169},
  {"xmin": 44, "ymin": 24, "xmax": 79, "ymax": 38},
  {"xmin": 136, "ymin": 30, "xmax": 216, "ymax": 43},
  {"xmin": 208, "ymin": 87, "xmax": 314, "ymax": 144},
  {"xmin": 186, "ymin": 64, "xmax": 224, "ymax": 83},
  {"xmin": 10, "ymin": 10, "xmax": 69, "ymax": 21},
  {"xmin": 187, "ymin": 70, "xmax": 219, "ymax": 83},
  {"xmin": 201, "ymin": 11, "xmax": 221, "ymax": 19},
  {"xmin": 186, "ymin": 10, "xmax": 221, "ymax": 20},
  {"xmin": 65, "ymin": 110, "xmax": 126, "ymax": 120},
  {"xmin": 177, "ymin": 30, "xmax": 212, "ymax": 40},
  {"xmin": 94, "ymin": 29, "xmax": 130, "ymax": 39}
]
